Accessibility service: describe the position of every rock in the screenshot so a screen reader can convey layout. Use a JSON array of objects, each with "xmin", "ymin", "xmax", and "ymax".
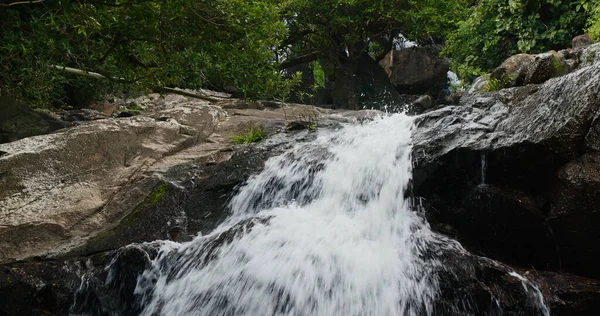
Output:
[
  {"xmin": 412, "ymin": 57, "xmax": 600, "ymax": 277},
  {"xmin": 548, "ymin": 153, "xmax": 600, "ymax": 278},
  {"xmin": 523, "ymin": 51, "xmax": 569, "ymax": 85},
  {"xmin": 0, "ymin": 102, "xmax": 225, "ymax": 263},
  {"xmin": 332, "ymin": 54, "xmax": 404, "ymax": 110},
  {"xmin": 433, "ymin": 249, "xmax": 553, "ymax": 315},
  {"xmin": 216, "ymin": 99, "xmax": 264, "ymax": 110},
  {"xmin": 410, "ymin": 95, "xmax": 435, "ymax": 113},
  {"xmin": 451, "ymin": 184, "xmax": 558, "ymax": 269},
  {"xmin": 0, "ymin": 98, "xmax": 68, "ymax": 144},
  {"xmin": 0, "ymin": 259, "xmax": 81, "ymax": 316},
  {"xmin": 461, "ymin": 75, "xmax": 488, "ymax": 99},
  {"xmin": 380, "ymin": 46, "xmax": 450, "ymax": 95},
  {"xmin": 115, "ymin": 109, "xmax": 142, "ymax": 117},
  {"xmin": 60, "ymin": 108, "xmax": 108, "ymax": 122},
  {"xmin": 490, "ymin": 53, "xmax": 535, "ymax": 87},
  {"xmin": 538, "ymin": 271, "xmax": 600, "ymax": 315},
  {"xmin": 572, "ymin": 34, "xmax": 594, "ymax": 48},
  {"xmin": 572, "ymin": 42, "xmax": 600, "ymax": 68}
]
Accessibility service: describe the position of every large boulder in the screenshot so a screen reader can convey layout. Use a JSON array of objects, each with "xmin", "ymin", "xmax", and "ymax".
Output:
[
  {"xmin": 380, "ymin": 46, "xmax": 450, "ymax": 95},
  {"xmin": 0, "ymin": 99, "xmax": 225, "ymax": 263},
  {"xmin": 412, "ymin": 45, "xmax": 600, "ymax": 278}
]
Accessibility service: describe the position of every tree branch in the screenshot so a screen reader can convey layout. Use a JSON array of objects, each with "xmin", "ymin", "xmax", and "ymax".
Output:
[
  {"xmin": 279, "ymin": 51, "xmax": 320, "ymax": 70},
  {"xmin": 0, "ymin": 0, "xmax": 45, "ymax": 7},
  {"xmin": 46, "ymin": 64, "xmax": 224, "ymax": 103}
]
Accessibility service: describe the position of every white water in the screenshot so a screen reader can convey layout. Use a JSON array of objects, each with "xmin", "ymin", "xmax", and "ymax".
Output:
[
  {"xmin": 132, "ymin": 113, "xmax": 550, "ymax": 316},
  {"xmin": 135, "ymin": 114, "xmax": 440, "ymax": 316}
]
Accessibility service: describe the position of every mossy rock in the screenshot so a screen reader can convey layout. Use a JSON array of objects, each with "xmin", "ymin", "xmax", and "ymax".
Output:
[{"xmin": 67, "ymin": 182, "xmax": 181, "ymax": 257}]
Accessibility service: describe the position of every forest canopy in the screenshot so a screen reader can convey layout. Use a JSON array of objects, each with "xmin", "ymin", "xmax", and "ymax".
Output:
[{"xmin": 1, "ymin": 0, "xmax": 599, "ymax": 108}]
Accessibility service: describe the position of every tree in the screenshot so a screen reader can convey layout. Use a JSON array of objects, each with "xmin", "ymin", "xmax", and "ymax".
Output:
[
  {"xmin": 443, "ymin": 0, "xmax": 592, "ymax": 81},
  {"xmin": 1, "ymin": 0, "xmax": 296, "ymax": 108},
  {"xmin": 278, "ymin": 0, "xmax": 470, "ymax": 109}
]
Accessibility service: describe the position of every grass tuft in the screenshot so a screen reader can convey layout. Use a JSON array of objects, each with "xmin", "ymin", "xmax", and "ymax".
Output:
[{"xmin": 231, "ymin": 126, "xmax": 266, "ymax": 144}]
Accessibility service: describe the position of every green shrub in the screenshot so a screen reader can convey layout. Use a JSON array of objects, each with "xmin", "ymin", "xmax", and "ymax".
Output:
[{"xmin": 231, "ymin": 126, "xmax": 266, "ymax": 144}]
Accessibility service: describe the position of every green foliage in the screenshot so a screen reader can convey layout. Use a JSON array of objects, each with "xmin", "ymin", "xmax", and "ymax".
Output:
[
  {"xmin": 231, "ymin": 126, "xmax": 266, "ymax": 144},
  {"xmin": 480, "ymin": 75, "xmax": 513, "ymax": 92},
  {"xmin": 585, "ymin": 1, "xmax": 600, "ymax": 39},
  {"xmin": 1, "ymin": 0, "xmax": 294, "ymax": 108},
  {"xmin": 444, "ymin": 0, "xmax": 592, "ymax": 82}
]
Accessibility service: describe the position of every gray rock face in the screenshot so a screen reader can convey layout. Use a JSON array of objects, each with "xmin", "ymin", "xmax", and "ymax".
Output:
[
  {"xmin": 414, "ymin": 63, "xmax": 600, "ymax": 165},
  {"xmin": 380, "ymin": 46, "xmax": 450, "ymax": 95},
  {"xmin": 0, "ymin": 100, "xmax": 225, "ymax": 263}
]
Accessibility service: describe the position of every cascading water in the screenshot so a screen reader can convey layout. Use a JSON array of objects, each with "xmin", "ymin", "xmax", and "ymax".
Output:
[
  {"xmin": 133, "ymin": 114, "xmax": 440, "ymax": 316},
  {"xmin": 66, "ymin": 113, "xmax": 553, "ymax": 316}
]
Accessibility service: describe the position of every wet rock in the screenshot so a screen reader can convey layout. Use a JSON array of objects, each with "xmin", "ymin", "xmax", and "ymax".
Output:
[
  {"xmin": 412, "ymin": 54, "xmax": 600, "ymax": 277},
  {"xmin": 548, "ymin": 153, "xmax": 600, "ymax": 278},
  {"xmin": 452, "ymin": 184, "xmax": 558, "ymax": 269},
  {"xmin": 70, "ymin": 246, "xmax": 154, "ymax": 316},
  {"xmin": 68, "ymin": 136, "xmax": 297, "ymax": 257},
  {"xmin": 538, "ymin": 271, "xmax": 600, "ymax": 315},
  {"xmin": 0, "ymin": 259, "xmax": 80, "ymax": 316},
  {"xmin": 380, "ymin": 46, "xmax": 450, "ymax": 95},
  {"xmin": 433, "ymin": 249, "xmax": 550, "ymax": 316},
  {"xmin": 411, "ymin": 95, "xmax": 435, "ymax": 112}
]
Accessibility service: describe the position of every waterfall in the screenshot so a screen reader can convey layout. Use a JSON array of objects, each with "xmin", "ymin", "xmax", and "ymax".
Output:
[{"xmin": 134, "ymin": 114, "xmax": 440, "ymax": 316}]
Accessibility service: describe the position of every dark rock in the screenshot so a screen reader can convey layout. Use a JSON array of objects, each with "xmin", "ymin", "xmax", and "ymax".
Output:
[
  {"xmin": 452, "ymin": 184, "xmax": 558, "ymax": 269},
  {"xmin": 538, "ymin": 271, "xmax": 600, "ymax": 315},
  {"xmin": 70, "ymin": 246, "xmax": 155, "ymax": 316},
  {"xmin": 380, "ymin": 46, "xmax": 450, "ymax": 95},
  {"xmin": 412, "ymin": 58, "xmax": 600, "ymax": 276},
  {"xmin": 285, "ymin": 120, "xmax": 316, "ymax": 131},
  {"xmin": 0, "ymin": 97, "xmax": 67, "ymax": 144},
  {"xmin": 61, "ymin": 108, "xmax": 109, "ymax": 122},
  {"xmin": 585, "ymin": 113, "xmax": 600, "ymax": 151},
  {"xmin": 548, "ymin": 153, "xmax": 600, "ymax": 278},
  {"xmin": 523, "ymin": 51, "xmax": 569, "ymax": 85},
  {"xmin": 116, "ymin": 110, "xmax": 142, "ymax": 117},
  {"xmin": 572, "ymin": 34, "xmax": 594, "ymax": 49},
  {"xmin": 433, "ymin": 249, "xmax": 550, "ymax": 316},
  {"xmin": 491, "ymin": 53, "xmax": 535, "ymax": 87},
  {"xmin": 0, "ymin": 259, "xmax": 81, "ymax": 316},
  {"xmin": 332, "ymin": 54, "xmax": 404, "ymax": 110}
]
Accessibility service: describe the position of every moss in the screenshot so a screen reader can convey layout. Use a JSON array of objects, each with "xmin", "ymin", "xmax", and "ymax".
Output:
[
  {"xmin": 69, "ymin": 182, "xmax": 172, "ymax": 256},
  {"xmin": 121, "ymin": 183, "xmax": 170, "ymax": 226},
  {"xmin": 551, "ymin": 56, "xmax": 568, "ymax": 75}
]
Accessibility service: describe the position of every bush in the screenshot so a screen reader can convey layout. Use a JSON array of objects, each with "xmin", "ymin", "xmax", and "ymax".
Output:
[{"xmin": 444, "ymin": 0, "xmax": 591, "ymax": 82}]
